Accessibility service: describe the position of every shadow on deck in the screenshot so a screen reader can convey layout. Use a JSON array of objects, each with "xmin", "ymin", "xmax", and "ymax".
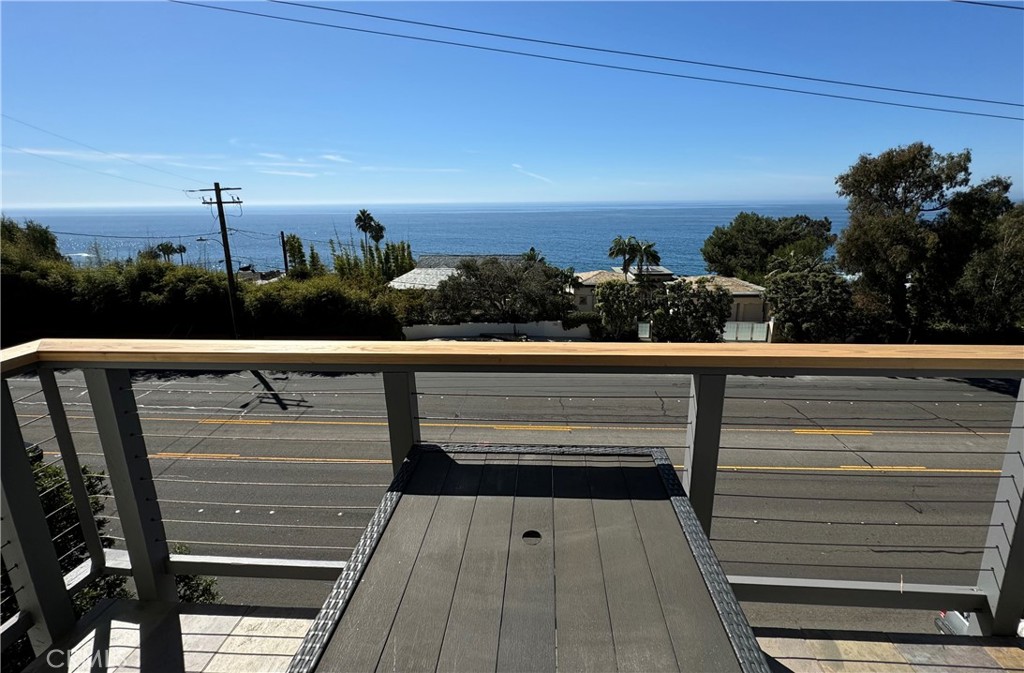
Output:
[{"xmin": 25, "ymin": 602, "xmax": 1024, "ymax": 673}]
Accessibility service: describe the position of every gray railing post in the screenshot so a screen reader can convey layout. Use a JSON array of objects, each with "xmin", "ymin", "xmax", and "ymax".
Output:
[
  {"xmin": 978, "ymin": 381, "xmax": 1024, "ymax": 636},
  {"xmin": 383, "ymin": 371, "xmax": 421, "ymax": 474},
  {"xmin": 84, "ymin": 369, "xmax": 176, "ymax": 602},
  {"xmin": 38, "ymin": 369, "xmax": 106, "ymax": 573},
  {"xmin": 1, "ymin": 380, "xmax": 76, "ymax": 653},
  {"xmin": 684, "ymin": 374, "xmax": 726, "ymax": 537}
]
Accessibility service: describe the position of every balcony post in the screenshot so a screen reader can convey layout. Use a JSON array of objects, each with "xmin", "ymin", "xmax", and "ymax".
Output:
[
  {"xmin": 84, "ymin": 369, "xmax": 176, "ymax": 602},
  {"xmin": 978, "ymin": 381, "xmax": 1024, "ymax": 636},
  {"xmin": 383, "ymin": 371, "xmax": 421, "ymax": 474},
  {"xmin": 684, "ymin": 374, "xmax": 726, "ymax": 537},
  {"xmin": 38, "ymin": 369, "xmax": 106, "ymax": 572},
  {"xmin": 1, "ymin": 381, "xmax": 76, "ymax": 653}
]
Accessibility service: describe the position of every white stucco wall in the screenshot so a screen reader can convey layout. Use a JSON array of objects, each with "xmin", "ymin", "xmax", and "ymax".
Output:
[{"xmin": 404, "ymin": 321, "xmax": 591, "ymax": 340}]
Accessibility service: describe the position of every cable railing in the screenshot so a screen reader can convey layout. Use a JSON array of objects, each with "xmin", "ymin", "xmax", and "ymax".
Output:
[{"xmin": 0, "ymin": 338, "xmax": 1020, "ymax": 662}]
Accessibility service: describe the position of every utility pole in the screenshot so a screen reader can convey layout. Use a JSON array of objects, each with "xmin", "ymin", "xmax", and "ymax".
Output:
[
  {"xmin": 185, "ymin": 183, "xmax": 289, "ymax": 411},
  {"xmin": 280, "ymin": 231, "xmax": 289, "ymax": 274},
  {"xmin": 187, "ymin": 182, "xmax": 242, "ymax": 338}
]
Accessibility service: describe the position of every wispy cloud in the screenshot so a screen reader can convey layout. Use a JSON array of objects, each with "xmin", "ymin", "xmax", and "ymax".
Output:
[
  {"xmin": 166, "ymin": 161, "xmax": 225, "ymax": 171},
  {"xmin": 320, "ymin": 154, "xmax": 352, "ymax": 163},
  {"xmin": 358, "ymin": 166, "xmax": 463, "ymax": 173},
  {"xmin": 258, "ymin": 169, "xmax": 318, "ymax": 178},
  {"xmin": 10, "ymin": 147, "xmax": 181, "ymax": 163},
  {"xmin": 246, "ymin": 160, "xmax": 328, "ymax": 168},
  {"xmin": 512, "ymin": 163, "xmax": 553, "ymax": 184},
  {"xmin": 257, "ymin": 152, "xmax": 286, "ymax": 159}
]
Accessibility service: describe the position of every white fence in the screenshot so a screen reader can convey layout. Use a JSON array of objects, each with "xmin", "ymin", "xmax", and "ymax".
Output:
[{"xmin": 723, "ymin": 321, "xmax": 770, "ymax": 342}]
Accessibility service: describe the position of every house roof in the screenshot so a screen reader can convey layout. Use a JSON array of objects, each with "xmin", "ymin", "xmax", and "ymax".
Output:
[
  {"xmin": 576, "ymin": 270, "xmax": 629, "ymax": 286},
  {"xmin": 388, "ymin": 268, "xmax": 458, "ymax": 290},
  {"xmin": 415, "ymin": 254, "xmax": 522, "ymax": 269},
  {"xmin": 676, "ymin": 275, "xmax": 765, "ymax": 295},
  {"xmin": 631, "ymin": 265, "xmax": 675, "ymax": 276},
  {"xmin": 391, "ymin": 254, "xmax": 527, "ymax": 289}
]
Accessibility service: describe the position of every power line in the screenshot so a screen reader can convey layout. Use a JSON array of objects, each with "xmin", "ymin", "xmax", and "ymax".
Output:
[
  {"xmin": 48, "ymin": 229, "xmax": 221, "ymax": 240},
  {"xmin": 2, "ymin": 144, "xmax": 189, "ymax": 191},
  {"xmin": 271, "ymin": 0, "xmax": 1024, "ymax": 109},
  {"xmin": 951, "ymin": 0, "xmax": 1024, "ymax": 9},
  {"xmin": 167, "ymin": 1, "xmax": 1024, "ymax": 122},
  {"xmin": 1, "ymin": 114, "xmax": 208, "ymax": 185}
]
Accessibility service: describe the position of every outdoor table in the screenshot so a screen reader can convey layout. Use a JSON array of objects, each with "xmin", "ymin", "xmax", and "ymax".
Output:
[{"xmin": 289, "ymin": 444, "xmax": 769, "ymax": 673}]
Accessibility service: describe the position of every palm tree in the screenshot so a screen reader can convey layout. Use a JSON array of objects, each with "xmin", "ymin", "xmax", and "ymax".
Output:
[
  {"xmin": 522, "ymin": 247, "xmax": 545, "ymax": 264},
  {"xmin": 155, "ymin": 241, "xmax": 177, "ymax": 263},
  {"xmin": 608, "ymin": 235, "xmax": 639, "ymax": 278},
  {"xmin": 634, "ymin": 240, "xmax": 661, "ymax": 279},
  {"xmin": 354, "ymin": 209, "xmax": 375, "ymax": 254},
  {"xmin": 633, "ymin": 240, "xmax": 661, "ymax": 319},
  {"xmin": 369, "ymin": 219, "xmax": 386, "ymax": 245}
]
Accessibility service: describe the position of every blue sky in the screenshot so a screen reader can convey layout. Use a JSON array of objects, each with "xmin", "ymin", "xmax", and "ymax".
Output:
[{"xmin": 2, "ymin": 1, "xmax": 1022, "ymax": 208}]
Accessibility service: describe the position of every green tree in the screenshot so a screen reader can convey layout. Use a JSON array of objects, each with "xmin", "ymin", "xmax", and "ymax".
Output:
[
  {"xmin": 354, "ymin": 209, "xmax": 376, "ymax": 253},
  {"xmin": 701, "ymin": 212, "xmax": 835, "ymax": 284},
  {"xmin": 652, "ymin": 279, "xmax": 732, "ymax": 342},
  {"xmin": 284, "ymin": 233, "xmax": 309, "ymax": 279},
  {"xmin": 765, "ymin": 260, "xmax": 853, "ymax": 342},
  {"xmin": 369, "ymin": 219, "xmax": 386, "ymax": 245},
  {"xmin": 155, "ymin": 241, "xmax": 178, "ymax": 263},
  {"xmin": 633, "ymin": 239, "xmax": 662, "ymax": 318},
  {"xmin": 1, "ymin": 216, "xmax": 64, "ymax": 270},
  {"xmin": 913, "ymin": 178, "xmax": 1017, "ymax": 340},
  {"xmin": 308, "ymin": 244, "xmax": 327, "ymax": 276},
  {"xmin": 945, "ymin": 204, "xmax": 1024, "ymax": 340},
  {"xmin": 634, "ymin": 239, "xmax": 661, "ymax": 278},
  {"xmin": 607, "ymin": 235, "xmax": 638, "ymax": 277},
  {"xmin": 522, "ymin": 247, "xmax": 545, "ymax": 263},
  {"xmin": 137, "ymin": 245, "xmax": 162, "ymax": 262},
  {"xmin": 430, "ymin": 257, "xmax": 573, "ymax": 324},
  {"xmin": 594, "ymin": 280, "xmax": 639, "ymax": 340},
  {"xmin": 835, "ymin": 142, "xmax": 972, "ymax": 341}
]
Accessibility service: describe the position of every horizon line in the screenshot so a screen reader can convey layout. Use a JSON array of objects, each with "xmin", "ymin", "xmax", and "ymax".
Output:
[{"xmin": 2, "ymin": 197, "xmax": 853, "ymax": 212}]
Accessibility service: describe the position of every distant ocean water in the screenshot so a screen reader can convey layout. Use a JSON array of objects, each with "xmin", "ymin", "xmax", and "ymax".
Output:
[{"xmin": 4, "ymin": 201, "xmax": 850, "ymax": 276}]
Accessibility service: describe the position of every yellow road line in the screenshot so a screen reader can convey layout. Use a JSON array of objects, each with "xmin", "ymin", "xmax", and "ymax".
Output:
[
  {"xmin": 157, "ymin": 452, "xmax": 240, "ymax": 459},
  {"xmin": 39, "ymin": 449, "xmax": 1000, "ymax": 473},
  {"xmin": 793, "ymin": 429, "xmax": 874, "ymax": 436},
  {"xmin": 197, "ymin": 419, "xmax": 272, "ymax": 426},
  {"xmin": 46, "ymin": 414, "xmax": 1009, "ymax": 436},
  {"xmin": 717, "ymin": 464, "xmax": 1001, "ymax": 474}
]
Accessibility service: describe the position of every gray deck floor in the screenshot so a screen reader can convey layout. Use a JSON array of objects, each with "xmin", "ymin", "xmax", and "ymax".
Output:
[{"xmin": 313, "ymin": 451, "xmax": 744, "ymax": 673}]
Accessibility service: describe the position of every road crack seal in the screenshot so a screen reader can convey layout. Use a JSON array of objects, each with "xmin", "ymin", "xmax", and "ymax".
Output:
[{"xmin": 782, "ymin": 400, "xmax": 873, "ymax": 467}]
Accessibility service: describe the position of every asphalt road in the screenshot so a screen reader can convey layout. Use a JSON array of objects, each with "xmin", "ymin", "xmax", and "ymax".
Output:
[{"xmin": 10, "ymin": 370, "xmax": 1018, "ymax": 634}]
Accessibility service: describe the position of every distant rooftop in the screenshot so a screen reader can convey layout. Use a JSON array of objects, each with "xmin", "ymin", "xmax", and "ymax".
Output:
[
  {"xmin": 415, "ymin": 254, "xmax": 522, "ymax": 269},
  {"xmin": 390, "ymin": 253, "xmax": 524, "ymax": 290},
  {"xmin": 577, "ymin": 270, "xmax": 629, "ymax": 286},
  {"xmin": 632, "ymin": 265, "xmax": 674, "ymax": 276},
  {"xmin": 388, "ymin": 268, "xmax": 457, "ymax": 290},
  {"xmin": 677, "ymin": 275, "xmax": 765, "ymax": 295}
]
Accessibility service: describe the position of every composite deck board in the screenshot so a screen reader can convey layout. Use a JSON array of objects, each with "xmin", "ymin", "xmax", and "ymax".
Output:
[
  {"xmin": 374, "ymin": 454, "xmax": 484, "ymax": 673},
  {"xmin": 313, "ymin": 452, "xmax": 451, "ymax": 673},
  {"xmin": 551, "ymin": 455, "xmax": 617, "ymax": 672},
  {"xmin": 620, "ymin": 455, "xmax": 743, "ymax": 673},
  {"xmin": 306, "ymin": 448, "xmax": 763, "ymax": 673},
  {"xmin": 587, "ymin": 456, "xmax": 680, "ymax": 673},
  {"xmin": 496, "ymin": 455, "xmax": 557, "ymax": 673},
  {"xmin": 436, "ymin": 455, "xmax": 518, "ymax": 673}
]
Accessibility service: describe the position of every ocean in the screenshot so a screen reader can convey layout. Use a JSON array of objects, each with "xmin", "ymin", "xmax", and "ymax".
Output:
[{"xmin": 3, "ymin": 201, "xmax": 850, "ymax": 276}]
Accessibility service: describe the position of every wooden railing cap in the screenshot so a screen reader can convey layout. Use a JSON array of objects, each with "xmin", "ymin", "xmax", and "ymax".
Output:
[{"xmin": 2, "ymin": 338, "xmax": 1022, "ymax": 376}]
